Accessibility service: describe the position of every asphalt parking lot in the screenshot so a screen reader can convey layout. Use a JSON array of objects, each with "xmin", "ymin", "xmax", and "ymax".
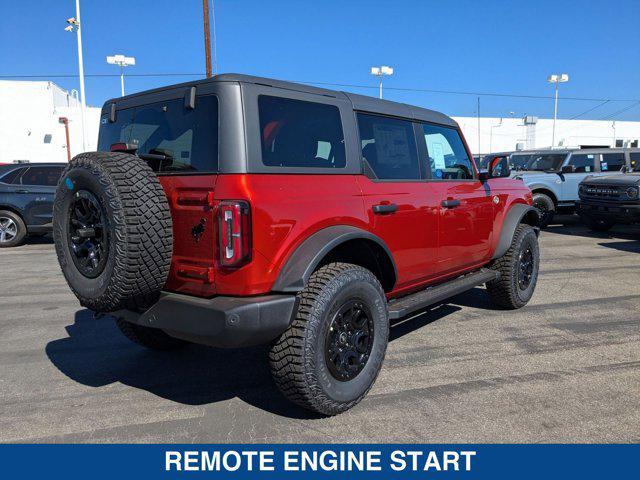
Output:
[{"xmin": 1, "ymin": 217, "xmax": 639, "ymax": 443}]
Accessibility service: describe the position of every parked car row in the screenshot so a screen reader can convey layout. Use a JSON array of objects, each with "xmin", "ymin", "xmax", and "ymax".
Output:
[
  {"xmin": 2, "ymin": 148, "xmax": 638, "ymax": 248},
  {"xmin": 482, "ymin": 148, "xmax": 640, "ymax": 228}
]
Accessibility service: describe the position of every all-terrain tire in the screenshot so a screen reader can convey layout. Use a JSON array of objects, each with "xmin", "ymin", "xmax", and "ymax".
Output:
[
  {"xmin": 115, "ymin": 318, "xmax": 187, "ymax": 351},
  {"xmin": 532, "ymin": 192, "xmax": 555, "ymax": 228},
  {"xmin": 269, "ymin": 263, "xmax": 389, "ymax": 416},
  {"xmin": 486, "ymin": 224, "xmax": 539, "ymax": 309},
  {"xmin": 0, "ymin": 210, "xmax": 27, "ymax": 248},
  {"xmin": 53, "ymin": 152, "xmax": 173, "ymax": 312}
]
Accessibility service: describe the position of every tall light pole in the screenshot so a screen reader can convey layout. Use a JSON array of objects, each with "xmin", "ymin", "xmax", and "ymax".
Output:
[
  {"xmin": 64, "ymin": 0, "xmax": 87, "ymax": 152},
  {"xmin": 547, "ymin": 73, "xmax": 569, "ymax": 148},
  {"xmin": 106, "ymin": 55, "xmax": 136, "ymax": 96},
  {"xmin": 370, "ymin": 66, "xmax": 393, "ymax": 99}
]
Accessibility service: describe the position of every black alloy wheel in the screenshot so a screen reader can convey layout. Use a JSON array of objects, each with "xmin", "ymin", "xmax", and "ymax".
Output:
[
  {"xmin": 67, "ymin": 190, "xmax": 109, "ymax": 278},
  {"xmin": 518, "ymin": 245, "xmax": 534, "ymax": 290},
  {"xmin": 325, "ymin": 300, "xmax": 374, "ymax": 382}
]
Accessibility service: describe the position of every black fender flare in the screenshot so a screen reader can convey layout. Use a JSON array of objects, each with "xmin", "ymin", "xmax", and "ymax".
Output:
[
  {"xmin": 271, "ymin": 225, "xmax": 398, "ymax": 293},
  {"xmin": 491, "ymin": 204, "xmax": 540, "ymax": 260}
]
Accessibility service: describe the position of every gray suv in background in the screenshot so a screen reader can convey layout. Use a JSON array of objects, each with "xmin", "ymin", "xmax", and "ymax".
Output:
[{"xmin": 483, "ymin": 149, "xmax": 639, "ymax": 227}]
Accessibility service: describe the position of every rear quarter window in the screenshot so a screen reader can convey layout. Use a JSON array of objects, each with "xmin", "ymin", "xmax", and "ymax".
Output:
[
  {"xmin": 258, "ymin": 95, "xmax": 346, "ymax": 169},
  {"xmin": 0, "ymin": 167, "xmax": 26, "ymax": 185}
]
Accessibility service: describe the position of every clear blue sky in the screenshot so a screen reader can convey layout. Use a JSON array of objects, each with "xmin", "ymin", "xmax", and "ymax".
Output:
[{"xmin": 1, "ymin": 0, "xmax": 639, "ymax": 120}]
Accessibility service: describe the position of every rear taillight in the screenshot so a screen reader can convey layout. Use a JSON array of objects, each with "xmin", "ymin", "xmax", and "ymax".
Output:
[{"xmin": 217, "ymin": 200, "xmax": 251, "ymax": 268}]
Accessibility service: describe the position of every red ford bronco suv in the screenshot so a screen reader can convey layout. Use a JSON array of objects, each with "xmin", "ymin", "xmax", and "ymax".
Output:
[{"xmin": 53, "ymin": 74, "xmax": 540, "ymax": 416}]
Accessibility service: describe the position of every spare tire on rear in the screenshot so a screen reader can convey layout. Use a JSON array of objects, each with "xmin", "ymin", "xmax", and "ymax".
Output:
[{"xmin": 53, "ymin": 152, "xmax": 173, "ymax": 312}]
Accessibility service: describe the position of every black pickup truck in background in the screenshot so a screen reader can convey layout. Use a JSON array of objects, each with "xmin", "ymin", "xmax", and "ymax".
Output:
[
  {"xmin": 577, "ymin": 161, "xmax": 640, "ymax": 232},
  {"xmin": 0, "ymin": 163, "xmax": 66, "ymax": 247}
]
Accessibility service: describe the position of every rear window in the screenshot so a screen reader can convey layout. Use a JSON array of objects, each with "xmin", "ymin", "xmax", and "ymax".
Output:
[
  {"xmin": 258, "ymin": 95, "xmax": 346, "ymax": 169},
  {"xmin": 98, "ymin": 95, "xmax": 218, "ymax": 173}
]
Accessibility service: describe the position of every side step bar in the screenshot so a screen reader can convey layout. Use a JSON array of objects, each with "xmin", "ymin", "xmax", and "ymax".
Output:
[{"xmin": 387, "ymin": 268, "xmax": 500, "ymax": 320}]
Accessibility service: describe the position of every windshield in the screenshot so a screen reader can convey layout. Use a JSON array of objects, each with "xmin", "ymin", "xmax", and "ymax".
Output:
[
  {"xmin": 98, "ymin": 95, "xmax": 219, "ymax": 173},
  {"xmin": 525, "ymin": 153, "xmax": 567, "ymax": 171},
  {"xmin": 509, "ymin": 154, "xmax": 533, "ymax": 170}
]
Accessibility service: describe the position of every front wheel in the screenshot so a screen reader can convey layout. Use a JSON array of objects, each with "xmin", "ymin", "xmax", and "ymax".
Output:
[
  {"xmin": 486, "ymin": 224, "xmax": 540, "ymax": 309},
  {"xmin": 269, "ymin": 263, "xmax": 389, "ymax": 416},
  {"xmin": 532, "ymin": 193, "xmax": 555, "ymax": 228}
]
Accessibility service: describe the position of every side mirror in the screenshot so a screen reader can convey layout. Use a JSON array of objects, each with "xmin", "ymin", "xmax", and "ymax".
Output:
[
  {"xmin": 481, "ymin": 156, "xmax": 511, "ymax": 181},
  {"xmin": 561, "ymin": 165, "xmax": 575, "ymax": 174}
]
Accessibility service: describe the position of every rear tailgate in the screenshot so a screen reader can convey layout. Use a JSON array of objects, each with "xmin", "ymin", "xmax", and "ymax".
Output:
[{"xmin": 159, "ymin": 175, "xmax": 218, "ymax": 297}]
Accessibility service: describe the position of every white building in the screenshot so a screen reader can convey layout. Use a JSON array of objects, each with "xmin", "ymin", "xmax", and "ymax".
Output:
[
  {"xmin": 0, "ymin": 80, "xmax": 100, "ymax": 163},
  {"xmin": 1, "ymin": 80, "xmax": 639, "ymax": 163},
  {"xmin": 454, "ymin": 115, "xmax": 640, "ymax": 155}
]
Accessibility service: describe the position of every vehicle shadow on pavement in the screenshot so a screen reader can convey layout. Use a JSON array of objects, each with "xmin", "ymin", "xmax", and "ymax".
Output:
[
  {"xmin": 544, "ymin": 216, "xmax": 640, "ymax": 241},
  {"xmin": 389, "ymin": 304, "xmax": 462, "ymax": 341},
  {"xmin": 45, "ymin": 309, "xmax": 322, "ymax": 420}
]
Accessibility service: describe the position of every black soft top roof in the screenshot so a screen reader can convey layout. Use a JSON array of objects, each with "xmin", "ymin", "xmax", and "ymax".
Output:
[{"xmin": 102, "ymin": 73, "xmax": 458, "ymax": 128}]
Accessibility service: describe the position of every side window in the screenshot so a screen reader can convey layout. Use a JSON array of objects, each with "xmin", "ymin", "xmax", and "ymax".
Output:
[
  {"xmin": 600, "ymin": 153, "xmax": 625, "ymax": 172},
  {"xmin": 356, "ymin": 113, "xmax": 420, "ymax": 180},
  {"xmin": 20, "ymin": 167, "xmax": 63, "ymax": 187},
  {"xmin": 0, "ymin": 167, "xmax": 26, "ymax": 185},
  {"xmin": 568, "ymin": 154, "xmax": 595, "ymax": 173},
  {"xmin": 422, "ymin": 124, "xmax": 474, "ymax": 180},
  {"xmin": 258, "ymin": 95, "xmax": 346, "ymax": 168},
  {"xmin": 631, "ymin": 152, "xmax": 640, "ymax": 171}
]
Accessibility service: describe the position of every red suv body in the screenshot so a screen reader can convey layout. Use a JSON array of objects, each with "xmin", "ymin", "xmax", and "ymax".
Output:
[
  {"xmin": 56, "ymin": 74, "xmax": 539, "ymax": 415},
  {"xmin": 98, "ymin": 75, "xmax": 533, "ymax": 304}
]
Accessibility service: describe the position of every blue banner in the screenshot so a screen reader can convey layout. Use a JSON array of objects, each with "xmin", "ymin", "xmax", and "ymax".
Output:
[{"xmin": 0, "ymin": 444, "xmax": 636, "ymax": 479}]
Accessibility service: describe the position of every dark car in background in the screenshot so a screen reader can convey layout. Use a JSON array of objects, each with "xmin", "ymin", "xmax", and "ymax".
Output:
[{"xmin": 0, "ymin": 163, "xmax": 66, "ymax": 247}]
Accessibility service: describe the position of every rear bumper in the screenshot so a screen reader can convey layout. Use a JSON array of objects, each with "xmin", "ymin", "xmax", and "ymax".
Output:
[
  {"xmin": 113, "ymin": 292, "xmax": 297, "ymax": 348},
  {"xmin": 576, "ymin": 200, "xmax": 640, "ymax": 223}
]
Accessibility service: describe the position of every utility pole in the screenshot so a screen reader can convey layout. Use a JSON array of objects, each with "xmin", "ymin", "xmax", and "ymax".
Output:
[{"xmin": 202, "ymin": 0, "xmax": 213, "ymax": 78}]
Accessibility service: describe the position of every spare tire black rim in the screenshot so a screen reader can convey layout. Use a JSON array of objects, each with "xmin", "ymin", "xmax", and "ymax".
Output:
[
  {"xmin": 518, "ymin": 245, "xmax": 534, "ymax": 290},
  {"xmin": 325, "ymin": 300, "xmax": 374, "ymax": 382},
  {"xmin": 67, "ymin": 190, "xmax": 109, "ymax": 278}
]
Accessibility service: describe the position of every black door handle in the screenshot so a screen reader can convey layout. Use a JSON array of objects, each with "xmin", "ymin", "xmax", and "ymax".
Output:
[
  {"xmin": 372, "ymin": 203, "xmax": 398, "ymax": 215},
  {"xmin": 441, "ymin": 198, "xmax": 461, "ymax": 208}
]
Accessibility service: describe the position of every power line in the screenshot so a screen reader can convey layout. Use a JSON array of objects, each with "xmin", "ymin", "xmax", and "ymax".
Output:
[{"xmin": 1, "ymin": 73, "xmax": 638, "ymax": 103}]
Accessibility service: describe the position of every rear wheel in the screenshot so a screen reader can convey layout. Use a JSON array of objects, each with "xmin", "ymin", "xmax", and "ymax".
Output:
[
  {"xmin": 0, "ymin": 210, "xmax": 26, "ymax": 248},
  {"xmin": 486, "ymin": 224, "xmax": 539, "ymax": 309},
  {"xmin": 269, "ymin": 263, "xmax": 389, "ymax": 416},
  {"xmin": 532, "ymin": 192, "xmax": 555, "ymax": 228}
]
